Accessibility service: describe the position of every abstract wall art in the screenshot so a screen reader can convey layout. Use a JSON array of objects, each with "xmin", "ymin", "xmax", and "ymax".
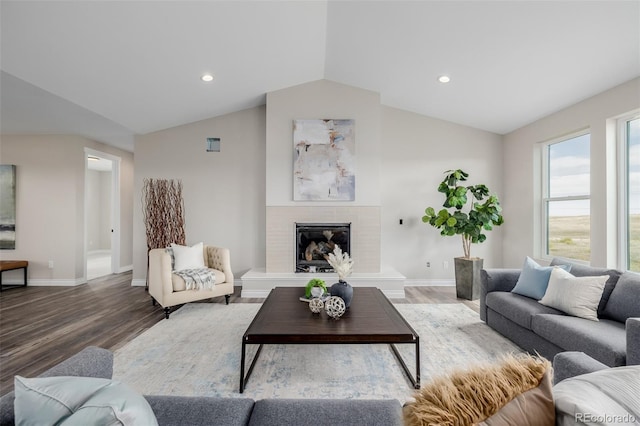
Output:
[
  {"xmin": 0, "ymin": 165, "xmax": 16, "ymax": 249},
  {"xmin": 293, "ymin": 119, "xmax": 355, "ymax": 201}
]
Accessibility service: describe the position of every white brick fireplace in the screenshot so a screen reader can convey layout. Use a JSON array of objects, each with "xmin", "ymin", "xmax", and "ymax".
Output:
[
  {"xmin": 240, "ymin": 205, "xmax": 405, "ymax": 298},
  {"xmin": 266, "ymin": 206, "xmax": 380, "ymax": 273},
  {"xmin": 240, "ymin": 80, "xmax": 405, "ymax": 298}
]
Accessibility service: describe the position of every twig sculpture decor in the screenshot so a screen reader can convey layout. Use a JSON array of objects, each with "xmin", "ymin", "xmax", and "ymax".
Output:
[{"xmin": 142, "ymin": 178, "xmax": 186, "ymax": 251}]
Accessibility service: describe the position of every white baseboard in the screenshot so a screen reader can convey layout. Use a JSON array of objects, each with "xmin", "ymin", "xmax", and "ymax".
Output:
[
  {"xmin": 22, "ymin": 278, "xmax": 85, "ymax": 287},
  {"xmin": 131, "ymin": 278, "xmax": 147, "ymax": 287},
  {"xmin": 404, "ymin": 279, "xmax": 455, "ymax": 287}
]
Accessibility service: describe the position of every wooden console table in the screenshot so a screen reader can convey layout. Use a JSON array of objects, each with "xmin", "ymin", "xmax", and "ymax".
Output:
[{"xmin": 0, "ymin": 260, "xmax": 28, "ymax": 291}]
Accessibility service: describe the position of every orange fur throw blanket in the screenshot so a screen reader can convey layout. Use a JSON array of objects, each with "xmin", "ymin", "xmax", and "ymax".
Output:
[{"xmin": 404, "ymin": 354, "xmax": 552, "ymax": 426}]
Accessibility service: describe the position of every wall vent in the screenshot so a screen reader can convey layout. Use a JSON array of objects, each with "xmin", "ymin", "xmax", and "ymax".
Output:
[{"xmin": 206, "ymin": 137, "xmax": 221, "ymax": 152}]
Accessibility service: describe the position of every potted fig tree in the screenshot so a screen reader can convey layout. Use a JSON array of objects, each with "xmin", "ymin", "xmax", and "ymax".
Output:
[{"xmin": 422, "ymin": 169, "xmax": 504, "ymax": 300}]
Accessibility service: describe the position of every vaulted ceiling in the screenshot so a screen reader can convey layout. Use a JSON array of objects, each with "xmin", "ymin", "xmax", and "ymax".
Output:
[{"xmin": 1, "ymin": 1, "xmax": 639, "ymax": 152}]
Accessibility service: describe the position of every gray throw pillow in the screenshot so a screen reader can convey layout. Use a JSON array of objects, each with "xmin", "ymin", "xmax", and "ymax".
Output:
[{"xmin": 602, "ymin": 271, "xmax": 640, "ymax": 323}]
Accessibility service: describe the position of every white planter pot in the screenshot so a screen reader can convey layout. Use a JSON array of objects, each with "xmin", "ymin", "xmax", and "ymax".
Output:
[{"xmin": 310, "ymin": 286, "xmax": 324, "ymax": 298}]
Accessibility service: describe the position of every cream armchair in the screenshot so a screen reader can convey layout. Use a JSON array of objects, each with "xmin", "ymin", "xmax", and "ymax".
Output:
[{"xmin": 148, "ymin": 245, "xmax": 234, "ymax": 319}]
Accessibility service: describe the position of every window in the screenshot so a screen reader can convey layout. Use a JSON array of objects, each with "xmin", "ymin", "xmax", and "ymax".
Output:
[
  {"xmin": 542, "ymin": 132, "xmax": 591, "ymax": 261},
  {"xmin": 621, "ymin": 115, "xmax": 640, "ymax": 271}
]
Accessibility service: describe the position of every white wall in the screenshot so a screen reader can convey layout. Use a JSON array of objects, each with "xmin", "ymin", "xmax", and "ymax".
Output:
[
  {"xmin": 86, "ymin": 169, "xmax": 112, "ymax": 251},
  {"xmin": 132, "ymin": 106, "xmax": 266, "ymax": 284},
  {"xmin": 264, "ymin": 80, "xmax": 383, "ymax": 272},
  {"xmin": 380, "ymin": 106, "xmax": 504, "ymax": 281},
  {"xmin": 502, "ymin": 77, "xmax": 640, "ymax": 268},
  {"xmin": 266, "ymin": 80, "xmax": 381, "ymax": 206},
  {"xmin": 133, "ymin": 80, "xmax": 504, "ymax": 282},
  {"xmin": 86, "ymin": 170, "xmax": 100, "ymax": 251},
  {"xmin": 131, "ymin": 78, "xmax": 638, "ymax": 284},
  {"xmin": 263, "ymin": 79, "xmax": 504, "ymax": 279},
  {"xmin": 5, "ymin": 79, "xmax": 634, "ymax": 286},
  {"xmin": 0, "ymin": 135, "xmax": 133, "ymax": 283},
  {"xmin": 99, "ymin": 170, "xmax": 112, "ymax": 249}
]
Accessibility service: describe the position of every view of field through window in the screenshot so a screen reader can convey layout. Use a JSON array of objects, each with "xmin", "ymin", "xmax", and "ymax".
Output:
[
  {"xmin": 547, "ymin": 118, "xmax": 639, "ymax": 272},
  {"xmin": 548, "ymin": 213, "xmax": 590, "ymax": 262},
  {"xmin": 546, "ymin": 134, "xmax": 590, "ymax": 262}
]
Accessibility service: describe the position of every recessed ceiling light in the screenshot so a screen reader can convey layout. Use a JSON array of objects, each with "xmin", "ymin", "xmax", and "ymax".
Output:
[
  {"xmin": 438, "ymin": 75, "xmax": 451, "ymax": 83},
  {"xmin": 201, "ymin": 74, "xmax": 214, "ymax": 82},
  {"xmin": 88, "ymin": 156, "xmax": 100, "ymax": 161}
]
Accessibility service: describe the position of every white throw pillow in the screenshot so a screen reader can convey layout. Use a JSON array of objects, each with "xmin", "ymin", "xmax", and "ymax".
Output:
[
  {"xmin": 539, "ymin": 268, "xmax": 608, "ymax": 321},
  {"xmin": 170, "ymin": 242, "xmax": 205, "ymax": 271}
]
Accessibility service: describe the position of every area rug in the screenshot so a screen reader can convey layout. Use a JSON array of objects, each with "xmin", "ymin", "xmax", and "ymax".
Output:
[{"xmin": 113, "ymin": 303, "xmax": 522, "ymax": 403}]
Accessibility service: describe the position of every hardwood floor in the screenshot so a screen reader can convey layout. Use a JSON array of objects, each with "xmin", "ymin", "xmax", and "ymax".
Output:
[{"xmin": 0, "ymin": 272, "xmax": 478, "ymax": 395}]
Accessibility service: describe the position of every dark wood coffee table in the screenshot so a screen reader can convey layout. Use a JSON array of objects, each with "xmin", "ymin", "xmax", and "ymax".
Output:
[{"xmin": 239, "ymin": 286, "xmax": 420, "ymax": 392}]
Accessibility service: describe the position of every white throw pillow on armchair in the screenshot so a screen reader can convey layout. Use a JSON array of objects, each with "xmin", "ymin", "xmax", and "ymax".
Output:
[{"xmin": 170, "ymin": 242, "xmax": 205, "ymax": 271}]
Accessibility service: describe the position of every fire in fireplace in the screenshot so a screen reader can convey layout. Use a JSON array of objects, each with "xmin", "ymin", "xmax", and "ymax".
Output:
[{"xmin": 295, "ymin": 223, "xmax": 351, "ymax": 273}]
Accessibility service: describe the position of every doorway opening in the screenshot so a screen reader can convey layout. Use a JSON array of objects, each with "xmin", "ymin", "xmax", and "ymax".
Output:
[{"xmin": 85, "ymin": 149, "xmax": 121, "ymax": 280}]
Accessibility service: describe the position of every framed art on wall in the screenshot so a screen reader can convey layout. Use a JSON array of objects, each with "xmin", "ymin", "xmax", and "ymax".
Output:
[
  {"xmin": 293, "ymin": 119, "xmax": 355, "ymax": 201},
  {"xmin": 0, "ymin": 165, "xmax": 16, "ymax": 249}
]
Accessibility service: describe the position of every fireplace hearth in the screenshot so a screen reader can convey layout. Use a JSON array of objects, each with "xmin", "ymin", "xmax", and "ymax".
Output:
[{"xmin": 295, "ymin": 223, "xmax": 350, "ymax": 273}]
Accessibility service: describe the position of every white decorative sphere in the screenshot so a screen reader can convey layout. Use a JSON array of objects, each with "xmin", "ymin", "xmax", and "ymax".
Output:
[
  {"xmin": 325, "ymin": 296, "xmax": 346, "ymax": 319},
  {"xmin": 309, "ymin": 298, "xmax": 324, "ymax": 314}
]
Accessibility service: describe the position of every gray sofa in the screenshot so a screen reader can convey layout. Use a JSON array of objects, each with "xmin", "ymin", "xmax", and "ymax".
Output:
[
  {"xmin": 552, "ymin": 351, "xmax": 611, "ymax": 384},
  {"xmin": 0, "ymin": 346, "xmax": 403, "ymax": 426},
  {"xmin": 480, "ymin": 258, "xmax": 640, "ymax": 367},
  {"xmin": 552, "ymin": 351, "xmax": 640, "ymax": 424}
]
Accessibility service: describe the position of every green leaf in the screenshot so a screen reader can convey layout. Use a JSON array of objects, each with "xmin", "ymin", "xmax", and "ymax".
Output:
[
  {"xmin": 447, "ymin": 194, "xmax": 467, "ymax": 208},
  {"xmin": 446, "ymin": 217, "xmax": 457, "ymax": 227},
  {"xmin": 451, "ymin": 169, "xmax": 468, "ymax": 182},
  {"xmin": 453, "ymin": 211, "xmax": 467, "ymax": 220}
]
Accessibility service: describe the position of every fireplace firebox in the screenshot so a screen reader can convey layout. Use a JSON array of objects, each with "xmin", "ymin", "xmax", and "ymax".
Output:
[{"xmin": 295, "ymin": 223, "xmax": 351, "ymax": 273}]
